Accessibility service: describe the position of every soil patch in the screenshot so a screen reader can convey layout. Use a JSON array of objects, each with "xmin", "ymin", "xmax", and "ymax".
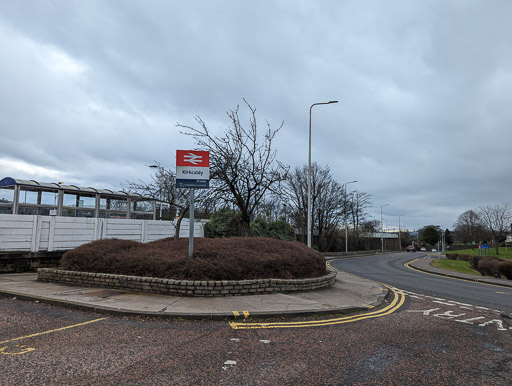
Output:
[{"xmin": 59, "ymin": 237, "xmax": 327, "ymax": 281}]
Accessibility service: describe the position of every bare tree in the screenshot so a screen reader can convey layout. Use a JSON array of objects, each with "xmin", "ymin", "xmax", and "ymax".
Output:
[
  {"xmin": 452, "ymin": 209, "xmax": 486, "ymax": 248},
  {"xmin": 347, "ymin": 190, "xmax": 372, "ymax": 247},
  {"xmin": 177, "ymin": 99, "xmax": 288, "ymax": 236},
  {"xmin": 478, "ymin": 202, "xmax": 512, "ymax": 255},
  {"xmin": 284, "ymin": 163, "xmax": 345, "ymax": 250},
  {"xmin": 124, "ymin": 163, "xmax": 213, "ymax": 239}
]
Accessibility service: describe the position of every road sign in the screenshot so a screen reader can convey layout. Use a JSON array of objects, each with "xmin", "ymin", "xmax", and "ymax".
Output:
[{"xmin": 176, "ymin": 150, "xmax": 210, "ymax": 189}]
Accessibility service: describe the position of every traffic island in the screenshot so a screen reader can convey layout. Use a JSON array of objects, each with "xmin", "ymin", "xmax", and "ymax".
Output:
[{"xmin": 37, "ymin": 268, "xmax": 337, "ymax": 296}]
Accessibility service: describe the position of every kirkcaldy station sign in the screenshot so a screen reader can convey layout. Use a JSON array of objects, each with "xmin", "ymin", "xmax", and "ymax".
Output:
[{"xmin": 176, "ymin": 150, "xmax": 210, "ymax": 189}]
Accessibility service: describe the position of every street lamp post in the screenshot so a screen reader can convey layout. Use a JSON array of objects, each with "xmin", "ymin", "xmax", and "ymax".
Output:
[
  {"xmin": 380, "ymin": 203, "xmax": 390, "ymax": 252},
  {"xmin": 307, "ymin": 100, "xmax": 338, "ymax": 248},
  {"xmin": 148, "ymin": 165, "xmax": 163, "ymax": 220},
  {"xmin": 343, "ymin": 180, "xmax": 357, "ymax": 254},
  {"xmin": 398, "ymin": 215, "xmax": 404, "ymax": 251}
]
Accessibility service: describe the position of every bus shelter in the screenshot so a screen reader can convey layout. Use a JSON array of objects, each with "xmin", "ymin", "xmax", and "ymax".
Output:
[{"xmin": 0, "ymin": 177, "xmax": 156, "ymax": 220}]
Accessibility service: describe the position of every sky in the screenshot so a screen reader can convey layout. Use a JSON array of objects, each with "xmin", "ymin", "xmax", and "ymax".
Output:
[{"xmin": 1, "ymin": 0, "xmax": 511, "ymax": 232}]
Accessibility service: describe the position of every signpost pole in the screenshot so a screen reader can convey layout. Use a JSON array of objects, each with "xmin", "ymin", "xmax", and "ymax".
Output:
[
  {"xmin": 188, "ymin": 188, "xmax": 195, "ymax": 258},
  {"xmin": 176, "ymin": 149, "xmax": 209, "ymax": 259}
]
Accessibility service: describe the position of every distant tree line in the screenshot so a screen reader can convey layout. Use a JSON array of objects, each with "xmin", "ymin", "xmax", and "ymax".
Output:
[{"xmin": 452, "ymin": 203, "xmax": 512, "ymax": 255}]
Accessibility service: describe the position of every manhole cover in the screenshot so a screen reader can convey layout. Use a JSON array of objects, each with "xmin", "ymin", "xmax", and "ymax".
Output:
[{"xmin": 86, "ymin": 289, "xmax": 127, "ymax": 298}]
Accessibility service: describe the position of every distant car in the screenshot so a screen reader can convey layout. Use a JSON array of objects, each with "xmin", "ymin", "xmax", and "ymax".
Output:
[
  {"xmin": 431, "ymin": 248, "xmax": 437, "ymax": 252},
  {"xmin": 406, "ymin": 245, "xmax": 415, "ymax": 252},
  {"xmin": 420, "ymin": 247, "xmax": 427, "ymax": 251}
]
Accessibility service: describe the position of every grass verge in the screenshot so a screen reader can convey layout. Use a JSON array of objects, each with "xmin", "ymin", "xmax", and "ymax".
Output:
[
  {"xmin": 446, "ymin": 247, "xmax": 512, "ymax": 260},
  {"xmin": 431, "ymin": 259, "xmax": 480, "ymax": 276}
]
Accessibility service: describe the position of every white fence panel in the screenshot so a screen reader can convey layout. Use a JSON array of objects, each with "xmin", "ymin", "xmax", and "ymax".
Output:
[
  {"xmin": 0, "ymin": 214, "xmax": 205, "ymax": 252},
  {"xmin": 0, "ymin": 214, "xmax": 36, "ymax": 251},
  {"xmin": 52, "ymin": 217, "xmax": 97, "ymax": 251},
  {"xmin": 104, "ymin": 219, "xmax": 145, "ymax": 241},
  {"xmin": 145, "ymin": 221, "xmax": 176, "ymax": 242}
]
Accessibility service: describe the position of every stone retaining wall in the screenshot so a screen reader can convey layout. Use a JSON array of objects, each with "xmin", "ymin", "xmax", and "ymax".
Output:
[{"xmin": 37, "ymin": 268, "xmax": 337, "ymax": 297}]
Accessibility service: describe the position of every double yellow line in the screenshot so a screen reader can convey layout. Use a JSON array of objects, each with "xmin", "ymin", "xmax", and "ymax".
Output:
[{"xmin": 229, "ymin": 260, "xmax": 405, "ymax": 330}]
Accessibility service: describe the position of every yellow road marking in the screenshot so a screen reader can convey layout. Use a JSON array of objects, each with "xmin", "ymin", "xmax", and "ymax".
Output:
[
  {"xmin": 242, "ymin": 310, "xmax": 250, "ymax": 318},
  {"xmin": 0, "ymin": 345, "xmax": 36, "ymax": 355},
  {"xmin": 230, "ymin": 259, "xmax": 405, "ymax": 330},
  {"xmin": 229, "ymin": 285, "xmax": 404, "ymax": 329},
  {"xmin": 232, "ymin": 311, "xmax": 240, "ymax": 317},
  {"xmin": 0, "ymin": 318, "xmax": 107, "ymax": 346}
]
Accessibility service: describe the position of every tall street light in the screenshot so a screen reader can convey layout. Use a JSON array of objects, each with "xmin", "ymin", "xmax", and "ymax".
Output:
[
  {"xmin": 343, "ymin": 180, "xmax": 357, "ymax": 254},
  {"xmin": 380, "ymin": 203, "xmax": 390, "ymax": 252},
  {"xmin": 148, "ymin": 164, "xmax": 163, "ymax": 220},
  {"xmin": 398, "ymin": 214, "xmax": 404, "ymax": 251},
  {"xmin": 307, "ymin": 100, "xmax": 338, "ymax": 248}
]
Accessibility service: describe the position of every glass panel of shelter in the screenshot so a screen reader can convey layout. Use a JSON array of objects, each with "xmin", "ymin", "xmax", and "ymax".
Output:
[
  {"xmin": 0, "ymin": 188, "xmax": 14, "ymax": 204},
  {"xmin": 16, "ymin": 188, "xmax": 59, "ymax": 215},
  {"xmin": 0, "ymin": 187, "xmax": 14, "ymax": 214},
  {"xmin": 19, "ymin": 189, "xmax": 38, "ymax": 204}
]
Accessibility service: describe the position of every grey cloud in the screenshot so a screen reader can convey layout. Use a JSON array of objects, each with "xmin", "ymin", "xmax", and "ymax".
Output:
[{"xmin": 1, "ymin": 0, "xmax": 511, "ymax": 230}]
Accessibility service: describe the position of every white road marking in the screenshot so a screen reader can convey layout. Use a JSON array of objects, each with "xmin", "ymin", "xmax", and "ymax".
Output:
[
  {"xmin": 406, "ymin": 308, "xmax": 441, "ymax": 316},
  {"xmin": 451, "ymin": 301, "xmax": 473, "ymax": 307},
  {"xmin": 433, "ymin": 311, "xmax": 466, "ymax": 319},
  {"xmin": 404, "ymin": 291, "xmax": 510, "ymax": 332},
  {"xmin": 433, "ymin": 301, "xmax": 456, "ymax": 306},
  {"xmin": 455, "ymin": 317, "xmax": 486, "ymax": 324},
  {"xmin": 478, "ymin": 320, "xmax": 507, "ymax": 331},
  {"xmin": 222, "ymin": 360, "xmax": 237, "ymax": 370}
]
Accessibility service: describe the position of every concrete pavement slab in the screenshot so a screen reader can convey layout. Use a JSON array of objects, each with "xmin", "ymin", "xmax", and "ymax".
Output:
[{"xmin": 0, "ymin": 272, "xmax": 387, "ymax": 319}]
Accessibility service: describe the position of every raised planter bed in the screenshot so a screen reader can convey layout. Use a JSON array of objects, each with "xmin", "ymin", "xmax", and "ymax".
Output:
[{"xmin": 37, "ymin": 268, "xmax": 337, "ymax": 297}]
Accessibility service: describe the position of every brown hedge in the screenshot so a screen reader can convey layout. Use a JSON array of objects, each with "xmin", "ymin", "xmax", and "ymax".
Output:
[
  {"xmin": 59, "ymin": 237, "xmax": 327, "ymax": 281},
  {"xmin": 498, "ymin": 261, "xmax": 512, "ymax": 280},
  {"xmin": 477, "ymin": 258, "xmax": 501, "ymax": 278}
]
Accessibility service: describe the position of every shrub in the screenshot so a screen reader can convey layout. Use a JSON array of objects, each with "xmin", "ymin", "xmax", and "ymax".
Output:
[
  {"xmin": 468, "ymin": 255, "xmax": 481, "ymax": 270},
  {"xmin": 204, "ymin": 208, "xmax": 245, "ymax": 238},
  {"xmin": 447, "ymin": 254, "xmax": 458, "ymax": 260},
  {"xmin": 498, "ymin": 261, "xmax": 512, "ymax": 280},
  {"xmin": 250, "ymin": 217, "xmax": 295, "ymax": 241},
  {"xmin": 59, "ymin": 237, "xmax": 327, "ymax": 280},
  {"xmin": 457, "ymin": 254, "xmax": 472, "ymax": 262},
  {"xmin": 477, "ymin": 258, "xmax": 501, "ymax": 278}
]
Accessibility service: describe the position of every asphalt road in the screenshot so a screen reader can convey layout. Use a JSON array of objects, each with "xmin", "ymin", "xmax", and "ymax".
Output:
[
  {"xmin": 329, "ymin": 252, "xmax": 512, "ymax": 314},
  {"xmin": 1, "ymin": 253, "xmax": 511, "ymax": 384}
]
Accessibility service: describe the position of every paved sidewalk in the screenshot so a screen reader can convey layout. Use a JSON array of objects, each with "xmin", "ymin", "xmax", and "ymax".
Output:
[
  {"xmin": 0, "ymin": 271, "xmax": 387, "ymax": 319},
  {"xmin": 409, "ymin": 257, "xmax": 512, "ymax": 288}
]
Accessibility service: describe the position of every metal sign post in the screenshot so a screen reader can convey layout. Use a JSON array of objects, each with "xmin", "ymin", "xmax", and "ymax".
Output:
[
  {"xmin": 188, "ymin": 188, "xmax": 195, "ymax": 258},
  {"xmin": 176, "ymin": 150, "xmax": 210, "ymax": 258}
]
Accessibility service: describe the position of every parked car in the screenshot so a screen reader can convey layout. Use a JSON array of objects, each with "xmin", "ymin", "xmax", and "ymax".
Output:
[
  {"xmin": 406, "ymin": 245, "xmax": 415, "ymax": 252},
  {"xmin": 420, "ymin": 247, "xmax": 427, "ymax": 251},
  {"xmin": 431, "ymin": 248, "xmax": 437, "ymax": 252}
]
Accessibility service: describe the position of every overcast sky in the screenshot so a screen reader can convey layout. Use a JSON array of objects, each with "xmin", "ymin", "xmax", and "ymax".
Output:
[{"xmin": 1, "ymin": 1, "xmax": 511, "ymax": 231}]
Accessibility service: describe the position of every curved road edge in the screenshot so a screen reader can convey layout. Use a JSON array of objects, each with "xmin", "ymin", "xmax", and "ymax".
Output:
[{"xmin": 407, "ymin": 257, "xmax": 512, "ymax": 289}]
